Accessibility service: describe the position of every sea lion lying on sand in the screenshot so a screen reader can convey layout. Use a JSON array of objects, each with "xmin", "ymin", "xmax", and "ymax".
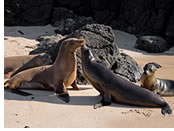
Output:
[
  {"xmin": 4, "ymin": 54, "xmax": 52, "ymax": 78},
  {"xmin": 141, "ymin": 62, "xmax": 174, "ymax": 96},
  {"xmin": 4, "ymin": 38, "xmax": 86, "ymax": 102}
]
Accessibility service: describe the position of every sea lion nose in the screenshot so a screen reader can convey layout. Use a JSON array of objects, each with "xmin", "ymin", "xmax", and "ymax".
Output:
[
  {"xmin": 144, "ymin": 71, "xmax": 147, "ymax": 75},
  {"xmin": 144, "ymin": 70, "xmax": 150, "ymax": 75}
]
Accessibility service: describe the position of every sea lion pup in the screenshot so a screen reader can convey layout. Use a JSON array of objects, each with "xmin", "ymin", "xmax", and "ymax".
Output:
[
  {"xmin": 4, "ymin": 54, "xmax": 52, "ymax": 78},
  {"xmin": 141, "ymin": 62, "xmax": 174, "ymax": 96},
  {"xmin": 81, "ymin": 46, "xmax": 172, "ymax": 115},
  {"xmin": 8, "ymin": 53, "xmax": 78, "ymax": 90},
  {"xmin": 4, "ymin": 38, "xmax": 86, "ymax": 103}
]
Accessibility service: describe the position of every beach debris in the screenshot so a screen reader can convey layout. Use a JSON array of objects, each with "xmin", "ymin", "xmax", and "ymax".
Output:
[
  {"xmin": 121, "ymin": 109, "xmax": 152, "ymax": 118},
  {"xmin": 4, "ymin": 37, "xmax": 8, "ymax": 40},
  {"xmin": 24, "ymin": 126, "xmax": 30, "ymax": 128},
  {"xmin": 18, "ymin": 30, "xmax": 24, "ymax": 35},
  {"xmin": 25, "ymin": 45, "xmax": 36, "ymax": 49},
  {"xmin": 31, "ymin": 96, "xmax": 35, "ymax": 100}
]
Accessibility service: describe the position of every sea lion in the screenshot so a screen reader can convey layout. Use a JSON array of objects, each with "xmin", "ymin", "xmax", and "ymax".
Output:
[
  {"xmin": 81, "ymin": 46, "xmax": 172, "ymax": 115},
  {"xmin": 4, "ymin": 38, "xmax": 86, "ymax": 103},
  {"xmin": 141, "ymin": 62, "xmax": 174, "ymax": 96},
  {"xmin": 10, "ymin": 54, "xmax": 52, "ymax": 77},
  {"xmin": 4, "ymin": 54, "xmax": 52, "ymax": 78}
]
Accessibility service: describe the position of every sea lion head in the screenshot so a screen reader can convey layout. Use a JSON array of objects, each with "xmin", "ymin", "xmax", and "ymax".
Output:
[
  {"xmin": 61, "ymin": 38, "xmax": 86, "ymax": 53},
  {"xmin": 81, "ymin": 45, "xmax": 95, "ymax": 62},
  {"xmin": 143, "ymin": 62, "xmax": 161, "ymax": 76}
]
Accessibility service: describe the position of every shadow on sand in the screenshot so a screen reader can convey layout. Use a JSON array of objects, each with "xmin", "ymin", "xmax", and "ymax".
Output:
[{"xmin": 4, "ymin": 88, "xmax": 154, "ymax": 110}]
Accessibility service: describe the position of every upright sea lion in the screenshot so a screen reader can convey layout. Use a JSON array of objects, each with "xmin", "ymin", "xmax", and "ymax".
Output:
[
  {"xmin": 81, "ymin": 46, "xmax": 172, "ymax": 115},
  {"xmin": 4, "ymin": 54, "xmax": 52, "ymax": 78},
  {"xmin": 4, "ymin": 38, "xmax": 85, "ymax": 103},
  {"xmin": 141, "ymin": 62, "xmax": 174, "ymax": 96}
]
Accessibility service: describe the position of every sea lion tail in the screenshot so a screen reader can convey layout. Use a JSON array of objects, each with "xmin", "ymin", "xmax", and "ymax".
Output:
[{"xmin": 161, "ymin": 102, "xmax": 172, "ymax": 115}]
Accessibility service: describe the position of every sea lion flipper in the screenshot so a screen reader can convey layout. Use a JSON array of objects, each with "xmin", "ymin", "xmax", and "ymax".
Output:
[
  {"xmin": 149, "ymin": 62, "xmax": 162, "ymax": 69},
  {"xmin": 4, "ymin": 80, "xmax": 10, "ymax": 88},
  {"xmin": 161, "ymin": 103, "xmax": 172, "ymax": 115},
  {"xmin": 55, "ymin": 82, "xmax": 70, "ymax": 103},
  {"xmin": 71, "ymin": 80, "xmax": 79, "ymax": 90},
  {"xmin": 94, "ymin": 102, "xmax": 103, "ymax": 109},
  {"xmin": 94, "ymin": 93, "xmax": 111, "ymax": 109},
  {"xmin": 153, "ymin": 62, "xmax": 162, "ymax": 69}
]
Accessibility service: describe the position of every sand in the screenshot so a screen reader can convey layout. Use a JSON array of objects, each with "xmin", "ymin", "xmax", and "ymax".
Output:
[{"xmin": 4, "ymin": 25, "xmax": 174, "ymax": 128}]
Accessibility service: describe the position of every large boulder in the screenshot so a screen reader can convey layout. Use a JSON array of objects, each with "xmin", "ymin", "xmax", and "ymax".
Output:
[
  {"xmin": 5, "ymin": 0, "xmax": 53, "ymax": 26},
  {"xmin": 135, "ymin": 36, "xmax": 169, "ymax": 53},
  {"xmin": 30, "ymin": 24, "xmax": 142, "ymax": 85},
  {"xmin": 51, "ymin": 7, "xmax": 94, "ymax": 35},
  {"xmin": 30, "ymin": 34, "xmax": 64, "ymax": 55}
]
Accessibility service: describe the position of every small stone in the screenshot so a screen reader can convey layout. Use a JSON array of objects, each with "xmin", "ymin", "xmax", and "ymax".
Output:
[
  {"xmin": 4, "ymin": 37, "xmax": 8, "ymax": 40},
  {"xmin": 18, "ymin": 30, "xmax": 24, "ymax": 35},
  {"xmin": 24, "ymin": 126, "xmax": 30, "ymax": 128},
  {"xmin": 31, "ymin": 96, "xmax": 35, "ymax": 99}
]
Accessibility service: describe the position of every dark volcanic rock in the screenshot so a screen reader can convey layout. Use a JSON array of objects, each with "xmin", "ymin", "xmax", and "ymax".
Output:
[
  {"xmin": 165, "ymin": 9, "xmax": 174, "ymax": 47},
  {"xmin": 90, "ymin": 0, "xmax": 122, "ymax": 25},
  {"xmin": 51, "ymin": 7, "xmax": 94, "ymax": 35},
  {"xmin": 54, "ymin": 0, "xmax": 92, "ymax": 16},
  {"xmin": 5, "ymin": 0, "xmax": 53, "ymax": 26},
  {"xmin": 4, "ymin": 0, "xmax": 174, "ymax": 48},
  {"xmin": 111, "ymin": 53, "xmax": 142, "ymax": 82},
  {"xmin": 30, "ymin": 34, "xmax": 64, "ymax": 55},
  {"xmin": 135, "ymin": 36, "xmax": 169, "ymax": 53},
  {"xmin": 30, "ymin": 24, "xmax": 142, "ymax": 85},
  {"xmin": 69, "ymin": 24, "xmax": 120, "ymax": 84},
  {"xmin": 112, "ymin": 0, "xmax": 166, "ymax": 36}
]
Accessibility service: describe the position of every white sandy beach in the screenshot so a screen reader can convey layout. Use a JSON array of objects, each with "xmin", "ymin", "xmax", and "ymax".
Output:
[{"xmin": 4, "ymin": 25, "xmax": 174, "ymax": 128}]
